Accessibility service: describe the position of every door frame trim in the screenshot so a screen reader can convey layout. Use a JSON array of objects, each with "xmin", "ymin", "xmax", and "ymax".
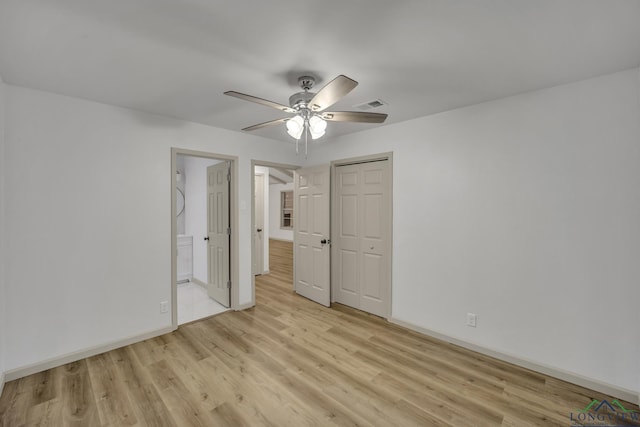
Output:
[
  {"xmin": 171, "ymin": 148, "xmax": 239, "ymax": 329},
  {"xmin": 330, "ymin": 152, "xmax": 393, "ymax": 319},
  {"xmin": 253, "ymin": 171, "xmax": 266, "ymax": 275},
  {"xmin": 250, "ymin": 160, "xmax": 300, "ymax": 306}
]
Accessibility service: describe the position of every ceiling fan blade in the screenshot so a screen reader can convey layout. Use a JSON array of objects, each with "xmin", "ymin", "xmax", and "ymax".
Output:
[
  {"xmin": 308, "ymin": 75, "xmax": 358, "ymax": 112},
  {"xmin": 321, "ymin": 111, "xmax": 388, "ymax": 123},
  {"xmin": 224, "ymin": 91, "xmax": 296, "ymax": 113},
  {"xmin": 242, "ymin": 117, "xmax": 289, "ymax": 132}
]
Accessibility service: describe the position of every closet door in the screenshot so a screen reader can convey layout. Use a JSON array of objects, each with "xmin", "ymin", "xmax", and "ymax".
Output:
[
  {"xmin": 334, "ymin": 160, "xmax": 391, "ymax": 317},
  {"xmin": 334, "ymin": 163, "xmax": 360, "ymax": 309}
]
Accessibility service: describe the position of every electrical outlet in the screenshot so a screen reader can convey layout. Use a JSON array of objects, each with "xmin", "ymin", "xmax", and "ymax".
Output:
[
  {"xmin": 160, "ymin": 301, "xmax": 169, "ymax": 313},
  {"xmin": 466, "ymin": 312, "xmax": 477, "ymax": 327}
]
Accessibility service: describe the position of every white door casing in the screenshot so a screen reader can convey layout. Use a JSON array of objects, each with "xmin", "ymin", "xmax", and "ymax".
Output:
[
  {"xmin": 333, "ymin": 159, "xmax": 391, "ymax": 318},
  {"xmin": 253, "ymin": 173, "xmax": 265, "ymax": 275},
  {"xmin": 294, "ymin": 164, "xmax": 331, "ymax": 307},
  {"xmin": 207, "ymin": 162, "xmax": 230, "ymax": 307}
]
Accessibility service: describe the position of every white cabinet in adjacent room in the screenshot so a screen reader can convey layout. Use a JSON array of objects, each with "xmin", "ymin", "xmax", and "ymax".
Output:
[{"xmin": 177, "ymin": 235, "xmax": 193, "ymax": 283}]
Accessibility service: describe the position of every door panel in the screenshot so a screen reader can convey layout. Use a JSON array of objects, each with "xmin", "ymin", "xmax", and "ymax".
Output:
[
  {"xmin": 298, "ymin": 194, "xmax": 309, "ymax": 233},
  {"xmin": 334, "ymin": 160, "xmax": 391, "ymax": 317},
  {"xmin": 294, "ymin": 164, "xmax": 330, "ymax": 307},
  {"xmin": 341, "ymin": 195, "xmax": 358, "ymax": 237},
  {"xmin": 312, "ymin": 246, "xmax": 325, "ymax": 290},
  {"xmin": 312, "ymin": 194, "xmax": 326, "ymax": 233},
  {"xmin": 364, "ymin": 194, "xmax": 383, "ymax": 237},
  {"xmin": 207, "ymin": 162, "xmax": 230, "ymax": 307},
  {"xmin": 340, "ymin": 250, "xmax": 358, "ymax": 292},
  {"xmin": 362, "ymin": 252, "xmax": 383, "ymax": 299},
  {"xmin": 338, "ymin": 249, "xmax": 358, "ymax": 307}
]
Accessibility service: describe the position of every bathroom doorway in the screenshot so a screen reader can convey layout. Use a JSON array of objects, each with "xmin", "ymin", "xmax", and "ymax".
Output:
[{"xmin": 171, "ymin": 149, "xmax": 239, "ymax": 327}]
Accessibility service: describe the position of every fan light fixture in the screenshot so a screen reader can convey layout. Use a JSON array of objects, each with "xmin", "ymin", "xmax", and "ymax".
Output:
[
  {"xmin": 286, "ymin": 114, "xmax": 326, "ymax": 140},
  {"xmin": 308, "ymin": 115, "xmax": 327, "ymax": 139},
  {"xmin": 286, "ymin": 115, "xmax": 304, "ymax": 139}
]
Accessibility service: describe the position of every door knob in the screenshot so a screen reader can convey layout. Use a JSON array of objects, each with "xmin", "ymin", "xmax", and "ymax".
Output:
[
  {"xmin": 321, "ymin": 239, "xmax": 331, "ymax": 245},
  {"xmin": 257, "ymin": 228, "xmax": 263, "ymax": 232},
  {"xmin": 204, "ymin": 237, "xmax": 209, "ymax": 241}
]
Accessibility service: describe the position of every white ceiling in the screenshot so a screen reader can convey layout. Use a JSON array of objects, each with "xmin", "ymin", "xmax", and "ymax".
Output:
[
  {"xmin": 269, "ymin": 168, "xmax": 293, "ymax": 185},
  {"xmin": 1, "ymin": 0, "xmax": 639, "ymax": 143}
]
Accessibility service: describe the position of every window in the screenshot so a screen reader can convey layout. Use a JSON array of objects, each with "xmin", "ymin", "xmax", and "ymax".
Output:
[{"xmin": 281, "ymin": 190, "xmax": 293, "ymax": 229}]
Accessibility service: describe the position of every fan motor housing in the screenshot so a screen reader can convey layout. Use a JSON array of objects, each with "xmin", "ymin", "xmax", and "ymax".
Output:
[{"xmin": 289, "ymin": 91, "xmax": 314, "ymax": 110}]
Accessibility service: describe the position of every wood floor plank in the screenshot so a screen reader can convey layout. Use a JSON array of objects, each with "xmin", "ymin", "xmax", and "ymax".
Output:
[
  {"xmin": 109, "ymin": 347, "xmax": 177, "ymax": 427},
  {"xmin": 282, "ymin": 323, "xmax": 383, "ymax": 380},
  {"xmin": 0, "ymin": 378, "xmax": 29, "ymax": 426},
  {"xmin": 1, "ymin": 238, "xmax": 638, "ymax": 426},
  {"xmin": 59, "ymin": 361, "xmax": 101, "ymax": 426},
  {"xmin": 147, "ymin": 360, "xmax": 219, "ymax": 427},
  {"xmin": 30, "ymin": 369, "xmax": 58, "ymax": 407},
  {"xmin": 323, "ymin": 372, "xmax": 446, "ymax": 427},
  {"xmin": 372, "ymin": 371, "xmax": 501, "ymax": 426},
  {"xmin": 209, "ymin": 401, "xmax": 253, "ymax": 427},
  {"xmin": 86, "ymin": 352, "xmax": 138, "ymax": 426},
  {"xmin": 160, "ymin": 349, "xmax": 224, "ymax": 412},
  {"xmin": 202, "ymin": 349, "xmax": 318, "ymax": 426},
  {"xmin": 197, "ymin": 356, "xmax": 282, "ymax": 427},
  {"xmin": 24, "ymin": 397, "xmax": 63, "ymax": 427},
  {"xmin": 276, "ymin": 368, "xmax": 373, "ymax": 427}
]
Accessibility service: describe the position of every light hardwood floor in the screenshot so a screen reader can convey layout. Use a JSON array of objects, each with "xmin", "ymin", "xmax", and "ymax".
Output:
[{"xmin": 1, "ymin": 239, "xmax": 638, "ymax": 426}]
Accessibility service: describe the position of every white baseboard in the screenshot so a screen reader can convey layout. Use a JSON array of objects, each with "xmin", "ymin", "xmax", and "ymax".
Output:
[
  {"xmin": 191, "ymin": 277, "xmax": 207, "ymax": 289},
  {"xmin": 388, "ymin": 317, "xmax": 639, "ymax": 405},
  {"xmin": 4, "ymin": 325, "xmax": 175, "ymax": 383},
  {"xmin": 0, "ymin": 371, "xmax": 5, "ymax": 398}
]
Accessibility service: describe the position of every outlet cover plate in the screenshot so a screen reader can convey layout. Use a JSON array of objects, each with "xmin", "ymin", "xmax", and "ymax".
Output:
[{"xmin": 466, "ymin": 312, "xmax": 477, "ymax": 327}]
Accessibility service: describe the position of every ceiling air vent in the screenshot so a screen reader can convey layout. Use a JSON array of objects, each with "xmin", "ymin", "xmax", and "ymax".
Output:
[{"xmin": 353, "ymin": 99, "xmax": 387, "ymax": 110}]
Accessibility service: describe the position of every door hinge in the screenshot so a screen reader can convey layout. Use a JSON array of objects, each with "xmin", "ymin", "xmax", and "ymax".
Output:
[
  {"xmin": 226, "ymin": 227, "xmax": 231, "ymax": 235},
  {"xmin": 226, "ymin": 280, "xmax": 231, "ymax": 289}
]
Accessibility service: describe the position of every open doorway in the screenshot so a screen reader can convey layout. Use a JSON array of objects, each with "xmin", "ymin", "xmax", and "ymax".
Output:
[
  {"xmin": 251, "ymin": 161, "xmax": 298, "ymax": 302},
  {"xmin": 171, "ymin": 149, "xmax": 239, "ymax": 327}
]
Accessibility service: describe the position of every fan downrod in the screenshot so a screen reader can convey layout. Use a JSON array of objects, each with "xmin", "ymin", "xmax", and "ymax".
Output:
[{"xmin": 298, "ymin": 76, "xmax": 315, "ymax": 91}]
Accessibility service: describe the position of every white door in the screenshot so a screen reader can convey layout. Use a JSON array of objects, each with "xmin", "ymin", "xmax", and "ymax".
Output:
[
  {"xmin": 207, "ymin": 162, "xmax": 230, "ymax": 307},
  {"xmin": 334, "ymin": 160, "xmax": 391, "ymax": 317},
  {"xmin": 253, "ymin": 173, "xmax": 265, "ymax": 275},
  {"xmin": 294, "ymin": 164, "xmax": 330, "ymax": 307}
]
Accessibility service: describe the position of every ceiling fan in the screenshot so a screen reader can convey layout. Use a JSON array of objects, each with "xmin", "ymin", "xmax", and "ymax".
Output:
[{"xmin": 224, "ymin": 75, "xmax": 387, "ymax": 154}]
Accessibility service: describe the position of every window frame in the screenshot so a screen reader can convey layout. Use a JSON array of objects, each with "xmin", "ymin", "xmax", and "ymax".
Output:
[{"xmin": 280, "ymin": 190, "xmax": 293, "ymax": 229}]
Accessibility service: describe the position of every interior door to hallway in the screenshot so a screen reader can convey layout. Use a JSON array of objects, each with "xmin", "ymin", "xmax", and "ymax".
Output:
[
  {"xmin": 294, "ymin": 164, "xmax": 330, "ymax": 307},
  {"xmin": 333, "ymin": 159, "xmax": 391, "ymax": 318},
  {"xmin": 207, "ymin": 162, "xmax": 230, "ymax": 307},
  {"xmin": 253, "ymin": 173, "xmax": 265, "ymax": 275}
]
